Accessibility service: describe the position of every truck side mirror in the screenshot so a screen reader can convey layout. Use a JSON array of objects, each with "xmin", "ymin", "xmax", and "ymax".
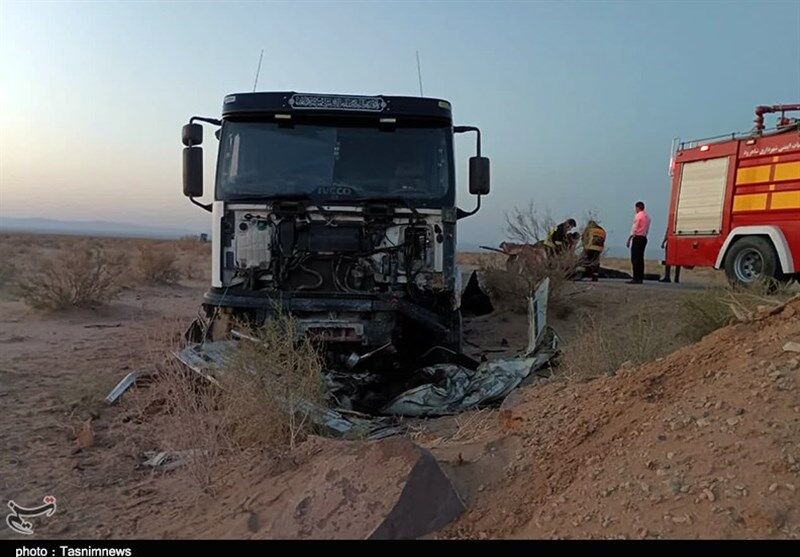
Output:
[
  {"xmin": 182, "ymin": 123, "xmax": 203, "ymax": 146},
  {"xmin": 183, "ymin": 147, "xmax": 203, "ymax": 198},
  {"xmin": 469, "ymin": 156, "xmax": 490, "ymax": 195}
]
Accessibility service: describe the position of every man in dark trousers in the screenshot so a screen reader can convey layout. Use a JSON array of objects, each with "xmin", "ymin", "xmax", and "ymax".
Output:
[
  {"xmin": 660, "ymin": 231, "xmax": 681, "ymax": 283},
  {"xmin": 626, "ymin": 201, "xmax": 650, "ymax": 284}
]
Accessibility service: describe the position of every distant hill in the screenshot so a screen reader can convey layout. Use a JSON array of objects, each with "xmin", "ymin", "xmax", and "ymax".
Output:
[{"xmin": 0, "ymin": 217, "xmax": 207, "ymax": 240}]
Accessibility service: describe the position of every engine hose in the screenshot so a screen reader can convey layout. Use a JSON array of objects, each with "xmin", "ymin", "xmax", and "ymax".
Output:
[{"xmin": 296, "ymin": 264, "xmax": 323, "ymax": 291}]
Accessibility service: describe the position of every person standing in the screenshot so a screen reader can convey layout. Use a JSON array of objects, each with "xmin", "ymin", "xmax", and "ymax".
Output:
[
  {"xmin": 626, "ymin": 201, "xmax": 650, "ymax": 284},
  {"xmin": 659, "ymin": 231, "xmax": 681, "ymax": 283}
]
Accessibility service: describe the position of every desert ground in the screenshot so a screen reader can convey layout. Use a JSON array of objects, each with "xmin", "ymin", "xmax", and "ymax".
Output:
[{"xmin": 0, "ymin": 233, "xmax": 798, "ymax": 539}]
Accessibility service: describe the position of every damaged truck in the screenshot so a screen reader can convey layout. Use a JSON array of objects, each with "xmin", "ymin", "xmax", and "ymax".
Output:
[{"xmin": 181, "ymin": 92, "xmax": 490, "ymax": 368}]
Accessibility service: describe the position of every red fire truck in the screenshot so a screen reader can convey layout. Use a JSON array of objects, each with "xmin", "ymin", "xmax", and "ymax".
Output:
[{"xmin": 665, "ymin": 104, "xmax": 800, "ymax": 285}]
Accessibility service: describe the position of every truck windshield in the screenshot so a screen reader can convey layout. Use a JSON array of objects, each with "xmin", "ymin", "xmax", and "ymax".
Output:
[{"xmin": 216, "ymin": 121, "xmax": 452, "ymax": 203}]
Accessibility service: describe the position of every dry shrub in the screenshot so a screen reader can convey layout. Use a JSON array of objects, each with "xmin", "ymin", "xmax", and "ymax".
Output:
[
  {"xmin": 477, "ymin": 202, "xmax": 581, "ymax": 313},
  {"xmin": 223, "ymin": 317, "xmax": 325, "ymax": 450},
  {"xmin": 504, "ymin": 201, "xmax": 556, "ymax": 245},
  {"xmin": 479, "ymin": 262, "xmax": 532, "ymax": 312},
  {"xmin": 479, "ymin": 248, "xmax": 579, "ymax": 314},
  {"xmin": 137, "ymin": 242, "xmax": 181, "ymax": 284},
  {"xmin": 137, "ymin": 314, "xmax": 325, "ymax": 489},
  {"xmin": 18, "ymin": 247, "xmax": 126, "ymax": 310}
]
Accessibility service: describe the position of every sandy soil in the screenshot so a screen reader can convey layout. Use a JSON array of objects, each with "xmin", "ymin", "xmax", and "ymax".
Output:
[
  {"xmin": 0, "ymin": 234, "xmax": 796, "ymax": 539},
  {"xmin": 437, "ymin": 298, "xmax": 800, "ymax": 539}
]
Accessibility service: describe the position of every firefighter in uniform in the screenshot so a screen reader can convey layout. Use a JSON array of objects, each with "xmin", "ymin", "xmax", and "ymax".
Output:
[
  {"xmin": 543, "ymin": 219, "xmax": 577, "ymax": 256},
  {"xmin": 581, "ymin": 220, "xmax": 606, "ymax": 281}
]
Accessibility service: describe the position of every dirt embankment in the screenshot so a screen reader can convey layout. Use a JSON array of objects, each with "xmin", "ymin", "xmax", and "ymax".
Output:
[
  {"xmin": 437, "ymin": 297, "xmax": 800, "ymax": 538},
  {"xmin": 133, "ymin": 294, "xmax": 798, "ymax": 539}
]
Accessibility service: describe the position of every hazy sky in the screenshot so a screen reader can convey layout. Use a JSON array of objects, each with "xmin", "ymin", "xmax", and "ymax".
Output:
[{"xmin": 1, "ymin": 0, "xmax": 798, "ymax": 254}]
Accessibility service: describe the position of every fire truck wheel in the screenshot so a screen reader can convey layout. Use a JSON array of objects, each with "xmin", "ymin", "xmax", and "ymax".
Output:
[{"xmin": 723, "ymin": 236, "xmax": 779, "ymax": 286}]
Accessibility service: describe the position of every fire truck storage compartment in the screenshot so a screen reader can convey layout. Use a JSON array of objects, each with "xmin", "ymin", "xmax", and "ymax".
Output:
[{"xmin": 674, "ymin": 156, "xmax": 729, "ymax": 235}]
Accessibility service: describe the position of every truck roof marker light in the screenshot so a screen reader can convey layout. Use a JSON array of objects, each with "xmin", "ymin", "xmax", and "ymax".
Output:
[
  {"xmin": 700, "ymin": 145, "xmax": 710, "ymax": 152},
  {"xmin": 745, "ymin": 139, "xmax": 756, "ymax": 145},
  {"xmin": 288, "ymin": 94, "xmax": 387, "ymax": 112},
  {"xmin": 274, "ymin": 114, "xmax": 291, "ymax": 120}
]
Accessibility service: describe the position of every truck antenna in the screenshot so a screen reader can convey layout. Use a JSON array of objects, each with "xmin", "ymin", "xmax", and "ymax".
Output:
[
  {"xmin": 252, "ymin": 49, "xmax": 264, "ymax": 92},
  {"xmin": 416, "ymin": 50, "xmax": 424, "ymax": 97}
]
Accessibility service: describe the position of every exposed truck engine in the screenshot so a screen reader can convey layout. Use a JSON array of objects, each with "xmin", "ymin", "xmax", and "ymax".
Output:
[{"xmin": 181, "ymin": 92, "xmax": 490, "ymax": 367}]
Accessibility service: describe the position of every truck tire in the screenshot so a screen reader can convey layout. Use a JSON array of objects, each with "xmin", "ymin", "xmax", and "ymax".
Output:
[{"xmin": 723, "ymin": 236, "xmax": 779, "ymax": 286}]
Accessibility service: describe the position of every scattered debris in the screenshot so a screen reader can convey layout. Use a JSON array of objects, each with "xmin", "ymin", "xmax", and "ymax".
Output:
[
  {"xmin": 75, "ymin": 419, "xmax": 94, "ymax": 449},
  {"xmin": 783, "ymin": 341, "xmax": 800, "ymax": 353},
  {"xmin": 142, "ymin": 449, "xmax": 206, "ymax": 471},
  {"xmin": 105, "ymin": 371, "xmax": 144, "ymax": 404}
]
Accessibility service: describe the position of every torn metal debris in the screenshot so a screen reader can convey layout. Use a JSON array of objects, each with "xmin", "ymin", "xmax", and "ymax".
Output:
[
  {"xmin": 382, "ymin": 279, "xmax": 558, "ymax": 417},
  {"xmin": 142, "ymin": 449, "xmax": 206, "ymax": 471},
  {"xmin": 105, "ymin": 370, "xmax": 144, "ymax": 404}
]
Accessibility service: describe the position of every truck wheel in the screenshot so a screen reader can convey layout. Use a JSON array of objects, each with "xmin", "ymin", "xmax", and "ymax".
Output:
[{"xmin": 723, "ymin": 236, "xmax": 779, "ymax": 286}]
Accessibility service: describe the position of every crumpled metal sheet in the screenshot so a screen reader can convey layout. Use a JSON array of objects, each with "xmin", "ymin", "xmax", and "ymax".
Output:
[
  {"xmin": 382, "ymin": 278, "xmax": 558, "ymax": 417},
  {"xmin": 381, "ymin": 327, "xmax": 558, "ymax": 417},
  {"xmin": 105, "ymin": 370, "xmax": 144, "ymax": 404}
]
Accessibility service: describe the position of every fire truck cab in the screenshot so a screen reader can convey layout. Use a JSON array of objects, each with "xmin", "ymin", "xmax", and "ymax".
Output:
[{"xmin": 666, "ymin": 104, "xmax": 800, "ymax": 286}]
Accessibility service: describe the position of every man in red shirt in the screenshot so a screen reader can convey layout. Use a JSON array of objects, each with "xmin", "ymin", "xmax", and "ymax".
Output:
[{"xmin": 626, "ymin": 201, "xmax": 650, "ymax": 284}]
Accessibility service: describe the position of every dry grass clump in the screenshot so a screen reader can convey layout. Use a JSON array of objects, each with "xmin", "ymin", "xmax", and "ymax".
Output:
[
  {"xmin": 560, "ymin": 309, "xmax": 662, "ymax": 381},
  {"xmin": 0, "ymin": 254, "xmax": 17, "ymax": 295},
  {"xmin": 136, "ymin": 314, "xmax": 325, "ymax": 489},
  {"xmin": 680, "ymin": 283, "xmax": 795, "ymax": 342},
  {"xmin": 561, "ymin": 283, "xmax": 796, "ymax": 382},
  {"xmin": 175, "ymin": 235, "xmax": 207, "ymax": 252},
  {"xmin": 18, "ymin": 247, "xmax": 126, "ymax": 310},
  {"xmin": 173, "ymin": 237, "xmax": 210, "ymax": 281},
  {"xmin": 559, "ymin": 307, "xmax": 672, "ymax": 381},
  {"xmin": 137, "ymin": 242, "xmax": 181, "ymax": 284}
]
